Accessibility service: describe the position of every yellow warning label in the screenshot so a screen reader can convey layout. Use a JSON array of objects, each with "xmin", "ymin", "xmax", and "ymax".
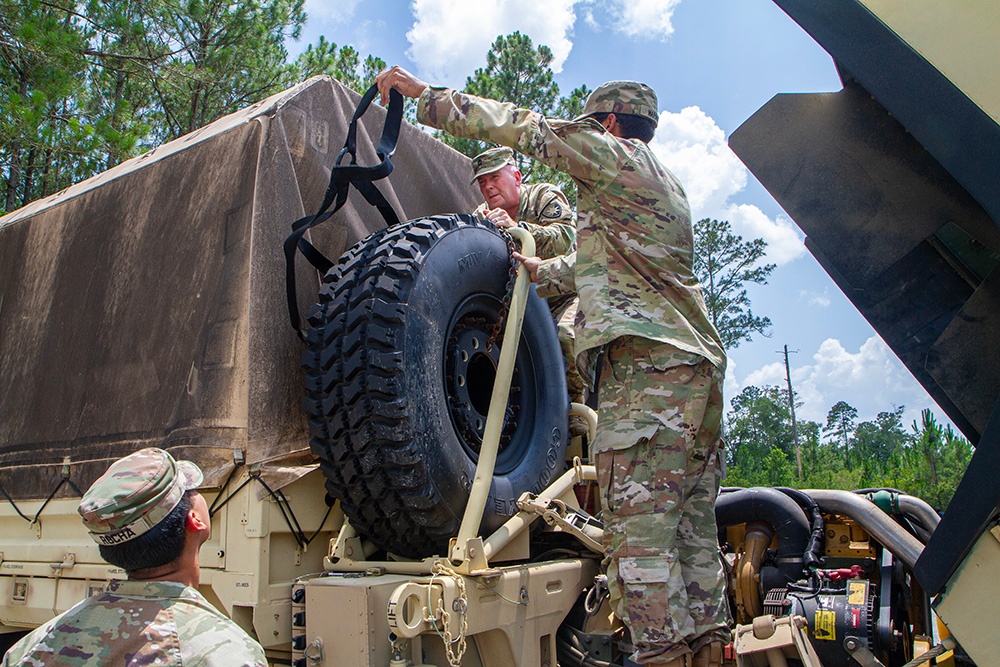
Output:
[
  {"xmin": 848, "ymin": 581, "xmax": 867, "ymax": 606},
  {"xmin": 814, "ymin": 610, "xmax": 837, "ymax": 641}
]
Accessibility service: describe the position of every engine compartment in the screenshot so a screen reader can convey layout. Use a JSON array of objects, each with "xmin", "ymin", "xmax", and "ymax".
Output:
[
  {"xmin": 719, "ymin": 487, "xmax": 939, "ymax": 666},
  {"xmin": 557, "ymin": 485, "xmax": 958, "ymax": 667}
]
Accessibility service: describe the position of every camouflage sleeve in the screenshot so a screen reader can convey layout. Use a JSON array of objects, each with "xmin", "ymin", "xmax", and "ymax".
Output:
[
  {"xmin": 535, "ymin": 251, "xmax": 576, "ymax": 298},
  {"xmin": 418, "ymin": 88, "xmax": 626, "ymax": 192},
  {"xmin": 520, "ymin": 185, "xmax": 576, "ymax": 259}
]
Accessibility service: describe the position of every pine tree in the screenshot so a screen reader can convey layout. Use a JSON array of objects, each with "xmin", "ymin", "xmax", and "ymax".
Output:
[{"xmin": 693, "ymin": 218, "xmax": 775, "ymax": 349}]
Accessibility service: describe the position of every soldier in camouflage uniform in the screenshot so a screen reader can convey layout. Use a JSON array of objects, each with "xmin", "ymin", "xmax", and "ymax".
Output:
[
  {"xmin": 470, "ymin": 146, "xmax": 587, "ymax": 421},
  {"xmin": 2, "ymin": 448, "xmax": 266, "ymax": 667},
  {"xmin": 471, "ymin": 146, "xmax": 575, "ymax": 260},
  {"xmin": 377, "ymin": 67, "xmax": 731, "ymax": 666}
]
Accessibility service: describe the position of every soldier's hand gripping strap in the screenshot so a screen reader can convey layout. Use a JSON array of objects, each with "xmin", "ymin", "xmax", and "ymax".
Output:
[{"xmin": 283, "ymin": 83, "xmax": 404, "ymax": 337}]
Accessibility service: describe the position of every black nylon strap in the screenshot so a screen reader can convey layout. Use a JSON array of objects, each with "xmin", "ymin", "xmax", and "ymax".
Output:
[{"xmin": 284, "ymin": 84, "xmax": 404, "ymax": 336}]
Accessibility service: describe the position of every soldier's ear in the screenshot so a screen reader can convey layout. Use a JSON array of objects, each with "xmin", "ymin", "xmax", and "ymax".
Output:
[
  {"xmin": 186, "ymin": 510, "xmax": 208, "ymax": 533},
  {"xmin": 602, "ymin": 113, "xmax": 622, "ymax": 137}
]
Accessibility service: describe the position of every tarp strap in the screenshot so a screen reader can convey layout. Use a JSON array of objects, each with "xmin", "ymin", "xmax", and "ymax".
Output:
[
  {"xmin": 0, "ymin": 473, "xmax": 84, "ymax": 524},
  {"xmin": 208, "ymin": 463, "xmax": 333, "ymax": 550},
  {"xmin": 283, "ymin": 84, "xmax": 404, "ymax": 337}
]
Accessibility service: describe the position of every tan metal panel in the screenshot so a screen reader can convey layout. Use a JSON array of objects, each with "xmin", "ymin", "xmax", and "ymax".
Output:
[{"xmin": 860, "ymin": 0, "xmax": 1000, "ymax": 123}]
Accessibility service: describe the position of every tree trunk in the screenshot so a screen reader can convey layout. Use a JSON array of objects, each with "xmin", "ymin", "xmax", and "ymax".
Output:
[
  {"xmin": 5, "ymin": 140, "xmax": 22, "ymax": 213},
  {"xmin": 21, "ymin": 147, "xmax": 37, "ymax": 208}
]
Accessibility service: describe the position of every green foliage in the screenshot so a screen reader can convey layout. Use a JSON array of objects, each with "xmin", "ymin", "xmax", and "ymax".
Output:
[
  {"xmin": 144, "ymin": 0, "xmax": 306, "ymax": 140},
  {"xmin": 852, "ymin": 406, "xmax": 908, "ymax": 486},
  {"xmin": 759, "ymin": 447, "xmax": 795, "ymax": 487},
  {"xmin": 1, "ymin": 0, "xmax": 401, "ymax": 209},
  {"xmin": 285, "ymin": 38, "xmax": 409, "ymax": 122},
  {"xmin": 1, "ymin": 0, "xmax": 89, "ymax": 210},
  {"xmin": 823, "ymin": 400, "xmax": 859, "ymax": 459},
  {"xmin": 797, "ymin": 422, "xmax": 860, "ymax": 490},
  {"xmin": 725, "ymin": 385, "xmax": 794, "ymax": 476},
  {"xmin": 447, "ymin": 31, "xmax": 558, "ymax": 170},
  {"xmin": 441, "ymin": 32, "xmax": 589, "ymax": 205},
  {"xmin": 288, "ymin": 36, "xmax": 386, "ymax": 93},
  {"xmin": 727, "ymin": 390, "xmax": 971, "ymax": 511},
  {"xmin": 556, "ymin": 84, "xmax": 592, "ymax": 119},
  {"xmin": 693, "ymin": 218, "xmax": 775, "ymax": 350},
  {"xmin": 889, "ymin": 410, "xmax": 972, "ymax": 509}
]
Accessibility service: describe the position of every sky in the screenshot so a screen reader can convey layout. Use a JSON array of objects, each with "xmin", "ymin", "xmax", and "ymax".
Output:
[{"xmin": 288, "ymin": 0, "xmax": 954, "ymax": 434}]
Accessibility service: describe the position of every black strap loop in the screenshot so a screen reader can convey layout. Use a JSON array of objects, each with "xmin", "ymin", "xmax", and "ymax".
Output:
[{"xmin": 284, "ymin": 84, "xmax": 404, "ymax": 336}]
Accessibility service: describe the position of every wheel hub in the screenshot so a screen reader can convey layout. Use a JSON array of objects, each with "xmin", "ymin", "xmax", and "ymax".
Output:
[{"xmin": 446, "ymin": 319, "xmax": 520, "ymax": 456}]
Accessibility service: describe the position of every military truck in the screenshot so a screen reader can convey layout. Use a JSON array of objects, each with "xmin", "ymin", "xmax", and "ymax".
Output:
[{"xmin": 0, "ymin": 1, "xmax": 997, "ymax": 665}]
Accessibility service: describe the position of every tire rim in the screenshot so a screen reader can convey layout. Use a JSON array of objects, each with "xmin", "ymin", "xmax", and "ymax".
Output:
[{"xmin": 445, "ymin": 293, "xmax": 538, "ymax": 474}]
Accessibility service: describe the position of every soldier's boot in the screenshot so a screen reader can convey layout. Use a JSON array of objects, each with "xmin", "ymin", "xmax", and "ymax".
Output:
[{"xmin": 691, "ymin": 641, "xmax": 723, "ymax": 667}]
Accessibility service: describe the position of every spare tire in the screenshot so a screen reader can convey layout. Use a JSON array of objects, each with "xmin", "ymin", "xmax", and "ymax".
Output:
[{"xmin": 302, "ymin": 214, "xmax": 568, "ymax": 558}]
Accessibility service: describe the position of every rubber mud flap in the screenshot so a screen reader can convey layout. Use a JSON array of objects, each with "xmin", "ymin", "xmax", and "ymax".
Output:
[{"xmin": 302, "ymin": 214, "xmax": 568, "ymax": 558}]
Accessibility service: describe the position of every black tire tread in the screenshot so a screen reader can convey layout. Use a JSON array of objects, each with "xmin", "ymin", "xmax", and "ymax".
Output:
[{"xmin": 302, "ymin": 216, "xmax": 491, "ymax": 556}]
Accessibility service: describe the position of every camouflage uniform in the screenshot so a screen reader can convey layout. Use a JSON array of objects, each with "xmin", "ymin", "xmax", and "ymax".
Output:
[
  {"xmin": 472, "ymin": 185, "xmax": 575, "ymax": 261},
  {"xmin": 2, "ymin": 580, "xmax": 267, "ymax": 666},
  {"xmin": 2, "ymin": 448, "xmax": 267, "ymax": 667},
  {"xmin": 470, "ymin": 147, "xmax": 584, "ymax": 403},
  {"xmin": 473, "ymin": 180, "xmax": 575, "ymax": 259},
  {"xmin": 595, "ymin": 338, "xmax": 728, "ymax": 664},
  {"xmin": 419, "ymin": 83, "xmax": 730, "ymax": 663}
]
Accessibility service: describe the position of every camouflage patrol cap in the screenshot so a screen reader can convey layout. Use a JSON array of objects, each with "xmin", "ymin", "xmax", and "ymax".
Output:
[
  {"xmin": 577, "ymin": 80, "xmax": 659, "ymax": 128},
  {"xmin": 78, "ymin": 448, "xmax": 203, "ymax": 547},
  {"xmin": 470, "ymin": 146, "xmax": 517, "ymax": 184}
]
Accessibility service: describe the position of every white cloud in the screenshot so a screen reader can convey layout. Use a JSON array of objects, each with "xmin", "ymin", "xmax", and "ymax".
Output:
[
  {"xmin": 742, "ymin": 361, "xmax": 787, "ymax": 391},
  {"xmin": 609, "ymin": 0, "xmax": 681, "ymax": 40},
  {"xmin": 403, "ymin": 1, "xmax": 805, "ymax": 269},
  {"xmin": 800, "ymin": 288, "xmax": 831, "ymax": 308},
  {"xmin": 650, "ymin": 106, "xmax": 746, "ymax": 214},
  {"xmin": 737, "ymin": 336, "xmax": 940, "ymax": 430},
  {"xmin": 406, "ymin": 0, "xmax": 579, "ymax": 86},
  {"xmin": 582, "ymin": 7, "xmax": 601, "ymax": 31},
  {"xmin": 304, "ymin": 0, "xmax": 360, "ymax": 23},
  {"xmin": 727, "ymin": 204, "xmax": 805, "ymax": 265},
  {"xmin": 651, "ymin": 106, "xmax": 806, "ymax": 266},
  {"xmin": 723, "ymin": 356, "xmax": 741, "ymax": 410}
]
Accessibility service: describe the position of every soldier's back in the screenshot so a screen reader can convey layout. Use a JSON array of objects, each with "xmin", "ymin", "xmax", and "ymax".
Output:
[{"xmin": 3, "ymin": 580, "xmax": 266, "ymax": 667}]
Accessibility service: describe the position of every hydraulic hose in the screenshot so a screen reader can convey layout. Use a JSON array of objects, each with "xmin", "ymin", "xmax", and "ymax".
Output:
[
  {"xmin": 716, "ymin": 487, "xmax": 810, "ymax": 583},
  {"xmin": 776, "ymin": 487, "xmax": 825, "ymax": 569},
  {"xmin": 897, "ymin": 494, "xmax": 940, "ymax": 542},
  {"xmin": 805, "ymin": 489, "xmax": 924, "ymax": 568}
]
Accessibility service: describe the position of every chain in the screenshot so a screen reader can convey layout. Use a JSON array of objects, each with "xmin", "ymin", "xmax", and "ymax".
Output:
[
  {"xmin": 485, "ymin": 229, "xmax": 519, "ymax": 352},
  {"xmin": 429, "ymin": 562, "xmax": 469, "ymax": 666}
]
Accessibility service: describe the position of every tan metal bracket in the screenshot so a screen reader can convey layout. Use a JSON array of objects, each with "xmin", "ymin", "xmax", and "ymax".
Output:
[
  {"xmin": 515, "ymin": 494, "xmax": 603, "ymax": 554},
  {"xmin": 450, "ymin": 227, "xmax": 535, "ymax": 566},
  {"xmin": 844, "ymin": 637, "xmax": 886, "ymax": 667},
  {"xmin": 50, "ymin": 552, "xmax": 76, "ymax": 571}
]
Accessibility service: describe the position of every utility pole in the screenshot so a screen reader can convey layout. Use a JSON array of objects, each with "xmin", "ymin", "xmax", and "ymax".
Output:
[{"xmin": 779, "ymin": 345, "xmax": 802, "ymax": 480}]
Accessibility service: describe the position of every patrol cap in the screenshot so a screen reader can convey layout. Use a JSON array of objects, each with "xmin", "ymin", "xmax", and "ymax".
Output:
[
  {"xmin": 577, "ymin": 80, "xmax": 659, "ymax": 128},
  {"xmin": 470, "ymin": 146, "xmax": 517, "ymax": 184},
  {"xmin": 78, "ymin": 448, "xmax": 203, "ymax": 547}
]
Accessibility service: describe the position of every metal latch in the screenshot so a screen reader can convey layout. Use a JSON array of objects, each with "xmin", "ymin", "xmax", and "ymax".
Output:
[
  {"xmin": 515, "ymin": 493, "xmax": 604, "ymax": 554},
  {"xmin": 51, "ymin": 553, "xmax": 76, "ymax": 571}
]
